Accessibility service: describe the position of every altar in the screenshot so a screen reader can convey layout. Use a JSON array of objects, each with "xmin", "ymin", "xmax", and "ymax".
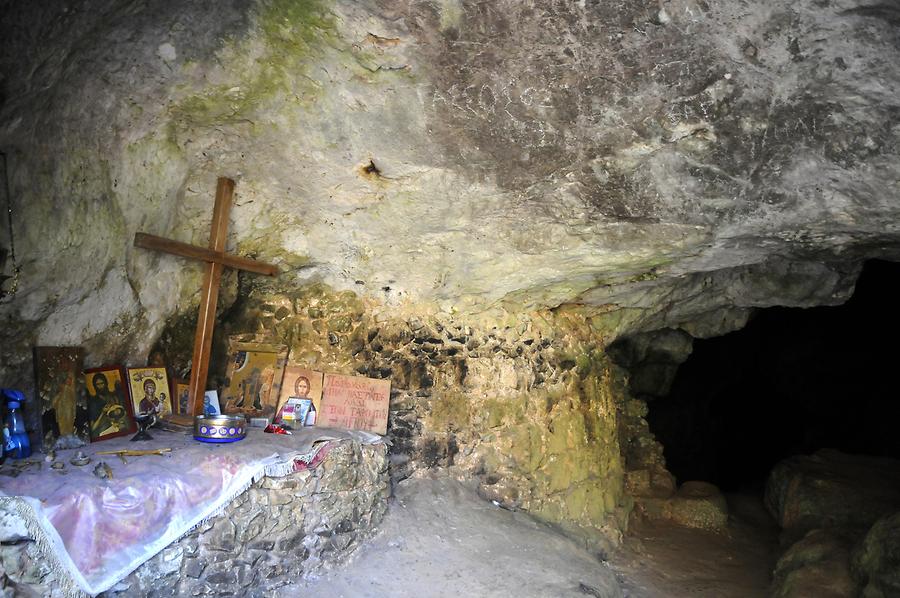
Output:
[{"xmin": 0, "ymin": 428, "xmax": 389, "ymax": 596}]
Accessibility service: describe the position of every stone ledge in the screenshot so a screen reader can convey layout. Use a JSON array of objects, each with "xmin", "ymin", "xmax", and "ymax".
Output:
[{"xmin": 0, "ymin": 440, "xmax": 389, "ymax": 597}]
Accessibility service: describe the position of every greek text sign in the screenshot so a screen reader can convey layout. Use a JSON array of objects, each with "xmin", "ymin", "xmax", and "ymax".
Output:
[{"xmin": 319, "ymin": 374, "xmax": 390, "ymax": 435}]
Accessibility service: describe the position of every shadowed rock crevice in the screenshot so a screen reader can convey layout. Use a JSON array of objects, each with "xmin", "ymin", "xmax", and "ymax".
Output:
[{"xmin": 613, "ymin": 259, "xmax": 900, "ymax": 493}]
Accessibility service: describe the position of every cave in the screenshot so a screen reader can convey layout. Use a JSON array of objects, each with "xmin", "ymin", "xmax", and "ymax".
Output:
[
  {"xmin": 2, "ymin": 1, "xmax": 900, "ymax": 597},
  {"xmin": 630, "ymin": 259, "xmax": 900, "ymax": 493}
]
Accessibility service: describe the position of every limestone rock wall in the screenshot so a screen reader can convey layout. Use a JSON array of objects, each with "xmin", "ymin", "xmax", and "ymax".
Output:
[
  {"xmin": 0, "ymin": 439, "xmax": 389, "ymax": 597},
  {"xmin": 2, "ymin": 0, "xmax": 900, "ymax": 388},
  {"xmin": 852, "ymin": 511, "xmax": 900, "ymax": 598}
]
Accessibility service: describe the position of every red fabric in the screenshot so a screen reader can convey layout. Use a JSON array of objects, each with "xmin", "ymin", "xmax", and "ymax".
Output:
[{"xmin": 293, "ymin": 442, "xmax": 333, "ymax": 471}]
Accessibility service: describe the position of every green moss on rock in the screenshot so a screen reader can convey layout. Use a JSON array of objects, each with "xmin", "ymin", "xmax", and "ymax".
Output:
[
  {"xmin": 429, "ymin": 391, "xmax": 471, "ymax": 432},
  {"xmin": 170, "ymin": 0, "xmax": 336, "ymax": 129}
]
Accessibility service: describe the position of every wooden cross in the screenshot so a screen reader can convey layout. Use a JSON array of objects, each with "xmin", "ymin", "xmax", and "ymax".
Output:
[{"xmin": 134, "ymin": 177, "xmax": 279, "ymax": 420}]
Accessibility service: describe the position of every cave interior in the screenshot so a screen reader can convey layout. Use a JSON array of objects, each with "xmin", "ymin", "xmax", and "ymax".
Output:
[
  {"xmin": 615, "ymin": 259, "xmax": 900, "ymax": 494},
  {"xmin": 2, "ymin": 0, "xmax": 900, "ymax": 596}
]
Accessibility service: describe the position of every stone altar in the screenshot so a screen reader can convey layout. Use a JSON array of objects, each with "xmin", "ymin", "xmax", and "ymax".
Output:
[{"xmin": 0, "ymin": 435, "xmax": 389, "ymax": 597}]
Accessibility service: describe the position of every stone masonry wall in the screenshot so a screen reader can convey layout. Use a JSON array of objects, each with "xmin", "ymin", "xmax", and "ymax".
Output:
[
  {"xmin": 153, "ymin": 281, "xmax": 640, "ymax": 551},
  {"xmin": 0, "ymin": 439, "xmax": 389, "ymax": 597}
]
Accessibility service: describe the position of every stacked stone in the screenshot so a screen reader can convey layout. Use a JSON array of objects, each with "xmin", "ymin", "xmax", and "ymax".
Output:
[
  {"xmin": 608, "ymin": 329, "xmax": 724, "ymax": 529},
  {"xmin": 0, "ymin": 439, "xmax": 389, "ymax": 597},
  {"xmin": 156, "ymin": 283, "xmax": 635, "ymax": 551},
  {"xmin": 619, "ymin": 394, "xmax": 676, "ymax": 506},
  {"xmin": 355, "ymin": 313, "xmax": 631, "ymax": 550}
]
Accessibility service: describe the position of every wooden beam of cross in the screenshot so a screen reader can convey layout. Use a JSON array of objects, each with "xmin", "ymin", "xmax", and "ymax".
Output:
[{"xmin": 134, "ymin": 177, "xmax": 279, "ymax": 420}]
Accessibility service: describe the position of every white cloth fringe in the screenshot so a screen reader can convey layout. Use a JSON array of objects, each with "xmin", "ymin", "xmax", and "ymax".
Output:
[
  {"xmin": 0, "ymin": 497, "xmax": 89, "ymax": 598},
  {"xmin": 2, "ymin": 439, "xmax": 331, "ymax": 596}
]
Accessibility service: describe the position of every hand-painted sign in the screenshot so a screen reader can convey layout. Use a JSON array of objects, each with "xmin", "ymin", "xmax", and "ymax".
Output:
[{"xmin": 319, "ymin": 374, "xmax": 390, "ymax": 435}]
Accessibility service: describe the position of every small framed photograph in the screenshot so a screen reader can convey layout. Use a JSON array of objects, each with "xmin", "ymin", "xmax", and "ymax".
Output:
[
  {"xmin": 221, "ymin": 336, "xmax": 288, "ymax": 418},
  {"xmin": 173, "ymin": 379, "xmax": 190, "ymax": 416},
  {"xmin": 126, "ymin": 367, "xmax": 173, "ymax": 417},
  {"xmin": 203, "ymin": 390, "xmax": 221, "ymax": 415},
  {"xmin": 85, "ymin": 366, "xmax": 136, "ymax": 441}
]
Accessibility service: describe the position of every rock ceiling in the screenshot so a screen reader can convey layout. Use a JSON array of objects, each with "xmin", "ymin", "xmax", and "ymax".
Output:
[{"xmin": 1, "ymin": 0, "xmax": 899, "ymax": 361}]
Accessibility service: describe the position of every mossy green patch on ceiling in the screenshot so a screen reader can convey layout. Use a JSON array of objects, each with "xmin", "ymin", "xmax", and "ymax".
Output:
[
  {"xmin": 169, "ymin": 0, "xmax": 337, "ymax": 130},
  {"xmin": 259, "ymin": 0, "xmax": 337, "ymax": 55},
  {"xmin": 167, "ymin": 0, "xmax": 409, "ymax": 137}
]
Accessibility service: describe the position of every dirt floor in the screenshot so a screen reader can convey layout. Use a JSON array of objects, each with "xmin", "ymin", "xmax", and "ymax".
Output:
[
  {"xmin": 608, "ymin": 494, "xmax": 781, "ymax": 597},
  {"xmin": 298, "ymin": 477, "xmax": 780, "ymax": 597}
]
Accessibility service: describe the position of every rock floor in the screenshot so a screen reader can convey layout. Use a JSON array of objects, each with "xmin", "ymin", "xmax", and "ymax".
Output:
[
  {"xmin": 296, "ymin": 474, "xmax": 621, "ymax": 597},
  {"xmin": 608, "ymin": 493, "xmax": 781, "ymax": 597},
  {"xmin": 298, "ymin": 479, "xmax": 780, "ymax": 598}
]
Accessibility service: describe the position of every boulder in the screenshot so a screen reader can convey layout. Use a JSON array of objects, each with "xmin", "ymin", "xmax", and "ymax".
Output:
[
  {"xmin": 624, "ymin": 466, "xmax": 676, "ymax": 499},
  {"xmin": 668, "ymin": 481, "xmax": 729, "ymax": 531},
  {"xmin": 851, "ymin": 511, "xmax": 900, "ymax": 598},
  {"xmin": 765, "ymin": 450, "xmax": 900, "ymax": 538},
  {"xmin": 633, "ymin": 480, "xmax": 729, "ymax": 531},
  {"xmin": 771, "ymin": 528, "xmax": 856, "ymax": 598}
]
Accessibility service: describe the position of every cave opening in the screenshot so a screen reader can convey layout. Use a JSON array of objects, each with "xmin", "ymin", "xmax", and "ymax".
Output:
[{"xmin": 637, "ymin": 259, "xmax": 900, "ymax": 493}]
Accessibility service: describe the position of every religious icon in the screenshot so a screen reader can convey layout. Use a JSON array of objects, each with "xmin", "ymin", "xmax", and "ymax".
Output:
[
  {"xmin": 84, "ymin": 366, "xmax": 136, "ymax": 442},
  {"xmin": 221, "ymin": 337, "xmax": 288, "ymax": 418},
  {"xmin": 173, "ymin": 379, "xmax": 190, "ymax": 416},
  {"xmin": 34, "ymin": 347, "xmax": 91, "ymax": 451},
  {"xmin": 126, "ymin": 367, "xmax": 172, "ymax": 418},
  {"xmin": 275, "ymin": 367, "xmax": 323, "ymax": 426}
]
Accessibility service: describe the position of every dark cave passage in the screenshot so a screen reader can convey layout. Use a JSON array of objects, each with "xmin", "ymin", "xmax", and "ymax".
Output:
[{"xmin": 644, "ymin": 259, "xmax": 900, "ymax": 492}]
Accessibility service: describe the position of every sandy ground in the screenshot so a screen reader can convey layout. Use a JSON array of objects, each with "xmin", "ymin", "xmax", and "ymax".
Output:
[{"xmin": 298, "ymin": 478, "xmax": 779, "ymax": 598}]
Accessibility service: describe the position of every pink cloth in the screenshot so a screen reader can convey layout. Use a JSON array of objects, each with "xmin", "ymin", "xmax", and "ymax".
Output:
[{"xmin": 0, "ymin": 427, "xmax": 380, "ymax": 595}]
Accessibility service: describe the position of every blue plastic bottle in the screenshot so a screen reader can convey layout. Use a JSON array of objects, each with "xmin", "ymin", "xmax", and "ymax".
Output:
[{"xmin": 2, "ymin": 389, "xmax": 31, "ymax": 459}]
